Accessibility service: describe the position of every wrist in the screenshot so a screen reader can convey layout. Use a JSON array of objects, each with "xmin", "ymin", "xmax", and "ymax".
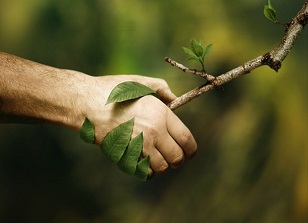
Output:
[{"xmin": 54, "ymin": 70, "xmax": 98, "ymax": 131}]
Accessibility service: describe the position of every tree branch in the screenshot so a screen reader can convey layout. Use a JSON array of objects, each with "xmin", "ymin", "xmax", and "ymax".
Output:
[
  {"xmin": 166, "ymin": 1, "xmax": 308, "ymax": 111},
  {"xmin": 164, "ymin": 57, "xmax": 216, "ymax": 82}
]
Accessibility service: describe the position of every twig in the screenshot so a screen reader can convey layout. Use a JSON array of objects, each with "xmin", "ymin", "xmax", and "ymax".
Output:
[
  {"xmin": 167, "ymin": 1, "xmax": 308, "ymax": 111},
  {"xmin": 164, "ymin": 57, "xmax": 216, "ymax": 82}
]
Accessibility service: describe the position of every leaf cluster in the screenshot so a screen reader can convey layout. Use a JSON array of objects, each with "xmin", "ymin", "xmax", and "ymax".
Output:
[
  {"xmin": 101, "ymin": 118, "xmax": 150, "ymax": 180},
  {"xmin": 80, "ymin": 81, "xmax": 157, "ymax": 181},
  {"xmin": 183, "ymin": 38, "xmax": 213, "ymax": 71}
]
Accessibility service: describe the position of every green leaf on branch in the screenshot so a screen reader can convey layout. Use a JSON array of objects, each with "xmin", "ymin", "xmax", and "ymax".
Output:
[
  {"xmin": 183, "ymin": 38, "xmax": 213, "ymax": 71},
  {"xmin": 183, "ymin": 47, "xmax": 199, "ymax": 61},
  {"xmin": 117, "ymin": 132, "xmax": 144, "ymax": 175},
  {"xmin": 191, "ymin": 38, "xmax": 204, "ymax": 57},
  {"xmin": 80, "ymin": 117, "xmax": 95, "ymax": 144},
  {"xmin": 106, "ymin": 81, "xmax": 158, "ymax": 104},
  {"xmin": 134, "ymin": 155, "xmax": 151, "ymax": 181},
  {"xmin": 264, "ymin": 0, "xmax": 278, "ymax": 23},
  {"xmin": 100, "ymin": 118, "xmax": 134, "ymax": 164},
  {"xmin": 203, "ymin": 43, "xmax": 213, "ymax": 57}
]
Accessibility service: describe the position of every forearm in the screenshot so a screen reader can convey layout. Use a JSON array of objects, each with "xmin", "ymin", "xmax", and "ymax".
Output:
[
  {"xmin": 0, "ymin": 51, "xmax": 175, "ymax": 134},
  {"xmin": 0, "ymin": 51, "xmax": 86, "ymax": 129}
]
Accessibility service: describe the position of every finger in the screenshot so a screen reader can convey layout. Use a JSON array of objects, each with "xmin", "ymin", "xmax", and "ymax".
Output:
[
  {"xmin": 142, "ymin": 147, "xmax": 169, "ymax": 174},
  {"xmin": 166, "ymin": 110, "xmax": 197, "ymax": 158},
  {"xmin": 156, "ymin": 134, "xmax": 185, "ymax": 169},
  {"xmin": 148, "ymin": 168, "xmax": 154, "ymax": 178},
  {"xmin": 146, "ymin": 78, "xmax": 177, "ymax": 103},
  {"xmin": 156, "ymin": 85, "xmax": 177, "ymax": 104}
]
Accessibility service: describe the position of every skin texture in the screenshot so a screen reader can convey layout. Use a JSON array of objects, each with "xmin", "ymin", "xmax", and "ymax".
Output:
[{"xmin": 0, "ymin": 51, "xmax": 197, "ymax": 176}]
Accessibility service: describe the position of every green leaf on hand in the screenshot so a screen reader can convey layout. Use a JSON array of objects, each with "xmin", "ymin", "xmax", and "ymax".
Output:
[
  {"xmin": 100, "ymin": 118, "xmax": 134, "ymax": 164},
  {"xmin": 106, "ymin": 81, "xmax": 158, "ymax": 104},
  {"xmin": 80, "ymin": 117, "xmax": 95, "ymax": 144},
  {"xmin": 264, "ymin": 0, "xmax": 278, "ymax": 23},
  {"xmin": 134, "ymin": 155, "xmax": 151, "ymax": 181},
  {"xmin": 80, "ymin": 81, "xmax": 155, "ymax": 181},
  {"xmin": 117, "ymin": 132, "xmax": 144, "ymax": 175}
]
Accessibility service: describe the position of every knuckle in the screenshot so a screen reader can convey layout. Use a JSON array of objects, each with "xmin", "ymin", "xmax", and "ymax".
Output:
[
  {"xmin": 157, "ymin": 79, "xmax": 169, "ymax": 91},
  {"xmin": 154, "ymin": 161, "xmax": 169, "ymax": 174},
  {"xmin": 146, "ymin": 126, "xmax": 160, "ymax": 140},
  {"xmin": 157, "ymin": 78, "xmax": 168, "ymax": 86},
  {"xmin": 147, "ymin": 78, "xmax": 167, "ymax": 91},
  {"xmin": 181, "ymin": 130, "xmax": 198, "ymax": 156},
  {"xmin": 181, "ymin": 129, "xmax": 194, "ymax": 144},
  {"xmin": 169, "ymin": 150, "xmax": 184, "ymax": 167}
]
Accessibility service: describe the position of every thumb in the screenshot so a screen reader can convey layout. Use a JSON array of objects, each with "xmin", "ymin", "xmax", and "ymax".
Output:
[
  {"xmin": 147, "ymin": 78, "xmax": 177, "ymax": 103},
  {"xmin": 156, "ymin": 85, "xmax": 177, "ymax": 103}
]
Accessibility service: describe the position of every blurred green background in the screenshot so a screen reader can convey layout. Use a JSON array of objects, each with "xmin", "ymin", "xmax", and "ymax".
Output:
[{"xmin": 0, "ymin": 0, "xmax": 307, "ymax": 222}]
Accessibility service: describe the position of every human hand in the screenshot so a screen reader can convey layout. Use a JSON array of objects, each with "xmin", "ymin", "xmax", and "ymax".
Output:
[
  {"xmin": 0, "ymin": 52, "xmax": 196, "ymax": 177},
  {"xmin": 70, "ymin": 73, "xmax": 197, "ymax": 176}
]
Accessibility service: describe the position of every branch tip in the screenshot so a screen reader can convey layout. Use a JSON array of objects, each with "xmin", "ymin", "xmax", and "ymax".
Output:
[
  {"xmin": 166, "ymin": 2, "xmax": 307, "ymax": 110},
  {"xmin": 297, "ymin": 12, "xmax": 308, "ymax": 26}
]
